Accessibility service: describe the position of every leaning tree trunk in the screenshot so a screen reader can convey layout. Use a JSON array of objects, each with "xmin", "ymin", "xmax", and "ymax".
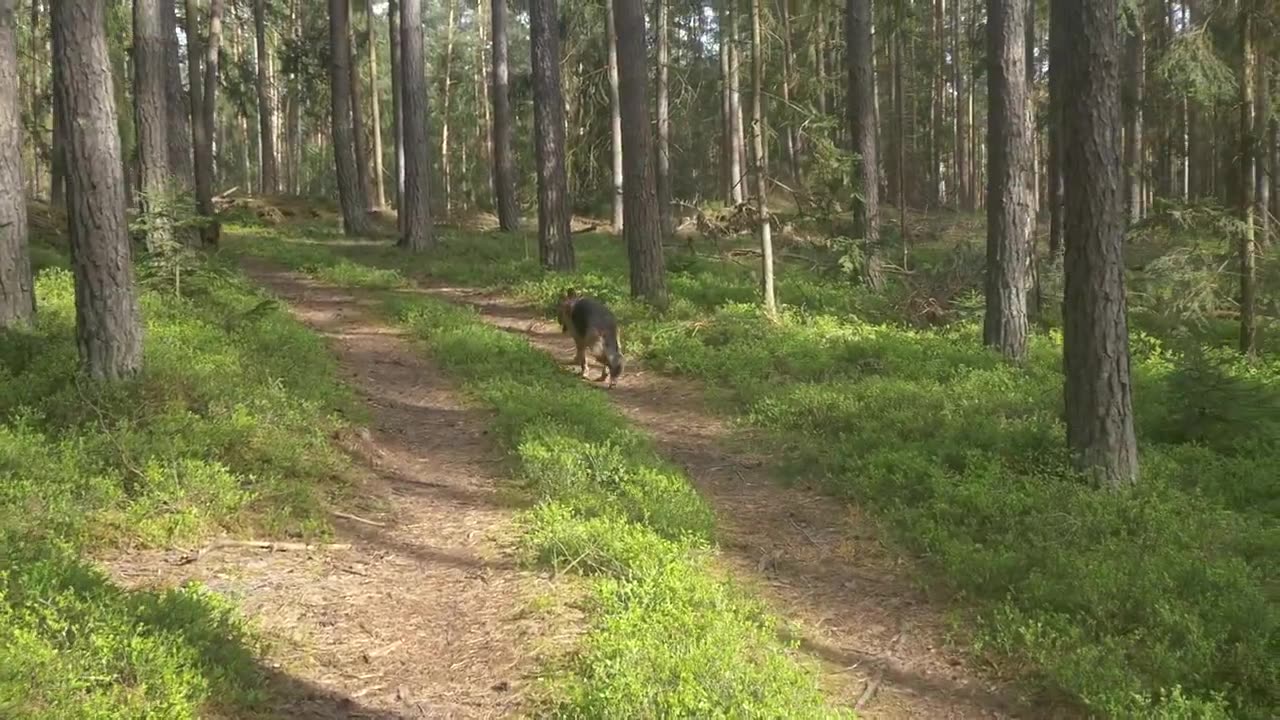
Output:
[
  {"xmin": 1055, "ymin": 0, "xmax": 1139, "ymax": 487},
  {"xmin": 365, "ymin": 0, "xmax": 384, "ymax": 207},
  {"xmin": 54, "ymin": 0, "xmax": 144, "ymax": 380},
  {"xmin": 529, "ymin": 0, "xmax": 574, "ymax": 269},
  {"xmin": 614, "ymin": 0, "xmax": 665, "ymax": 304},
  {"xmin": 750, "ymin": 0, "xmax": 775, "ymax": 316},
  {"xmin": 983, "ymin": 0, "xmax": 1032, "ymax": 361},
  {"xmin": 329, "ymin": 0, "xmax": 371, "ymax": 234},
  {"xmin": 490, "ymin": 0, "xmax": 519, "ymax": 230},
  {"xmin": 847, "ymin": 0, "xmax": 883, "ymax": 290},
  {"xmin": 134, "ymin": 0, "xmax": 173, "ymax": 252},
  {"xmin": 0, "ymin": 0, "xmax": 34, "ymax": 329},
  {"xmin": 399, "ymin": 0, "xmax": 434, "ymax": 250},
  {"xmin": 605, "ymin": 0, "xmax": 623, "ymax": 230},
  {"xmin": 254, "ymin": 0, "xmax": 278, "ymax": 193}
]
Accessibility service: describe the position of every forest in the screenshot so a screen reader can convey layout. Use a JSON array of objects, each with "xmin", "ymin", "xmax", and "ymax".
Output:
[{"xmin": 0, "ymin": 0, "xmax": 1276, "ymax": 717}]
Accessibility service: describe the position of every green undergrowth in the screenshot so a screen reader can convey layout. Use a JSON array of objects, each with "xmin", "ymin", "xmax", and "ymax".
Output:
[
  {"xmin": 231, "ymin": 225, "xmax": 1277, "ymax": 719},
  {"xmin": 226, "ymin": 231, "xmax": 848, "ymax": 718},
  {"xmin": 1, "ymin": 227, "xmax": 356, "ymax": 717}
]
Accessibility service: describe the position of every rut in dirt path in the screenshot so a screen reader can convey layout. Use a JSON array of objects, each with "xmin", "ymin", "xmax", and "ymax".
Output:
[
  {"xmin": 110, "ymin": 264, "xmax": 567, "ymax": 720},
  {"xmin": 425, "ymin": 284, "xmax": 1058, "ymax": 720}
]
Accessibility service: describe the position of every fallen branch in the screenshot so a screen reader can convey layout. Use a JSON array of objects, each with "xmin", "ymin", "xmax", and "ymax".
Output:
[
  {"xmin": 176, "ymin": 539, "xmax": 352, "ymax": 564},
  {"xmin": 332, "ymin": 510, "xmax": 387, "ymax": 528}
]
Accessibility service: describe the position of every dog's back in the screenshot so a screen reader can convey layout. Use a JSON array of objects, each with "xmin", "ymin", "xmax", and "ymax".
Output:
[{"xmin": 557, "ymin": 289, "xmax": 624, "ymax": 385}]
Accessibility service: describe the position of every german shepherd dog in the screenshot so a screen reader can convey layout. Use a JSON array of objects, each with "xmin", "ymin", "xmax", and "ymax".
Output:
[{"xmin": 557, "ymin": 288, "xmax": 624, "ymax": 388}]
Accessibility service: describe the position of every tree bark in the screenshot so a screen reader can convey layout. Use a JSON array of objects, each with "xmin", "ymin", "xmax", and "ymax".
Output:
[
  {"xmin": 134, "ymin": 0, "xmax": 173, "ymax": 252},
  {"xmin": 1055, "ymin": 0, "xmax": 1139, "ymax": 488},
  {"xmin": 615, "ymin": 0, "xmax": 665, "ymax": 304},
  {"xmin": 389, "ymin": 0, "xmax": 403, "ymax": 212},
  {"xmin": 163, "ymin": 0, "xmax": 193, "ymax": 189},
  {"xmin": 729, "ymin": 15, "xmax": 747, "ymax": 201},
  {"xmin": 1122, "ymin": 14, "xmax": 1142, "ymax": 222},
  {"xmin": 529, "ymin": 0, "xmax": 574, "ymax": 269},
  {"xmin": 490, "ymin": 0, "xmax": 518, "ymax": 230},
  {"xmin": 1239, "ymin": 2, "xmax": 1257, "ymax": 355},
  {"xmin": 330, "ymin": 0, "xmax": 371, "ymax": 234},
  {"xmin": 364, "ymin": 0, "xmax": 384, "ymax": 207},
  {"xmin": 954, "ymin": 0, "xmax": 972, "ymax": 210},
  {"xmin": 606, "ymin": 0, "xmax": 623, "ymax": 230},
  {"xmin": 188, "ymin": 0, "xmax": 220, "ymax": 245},
  {"xmin": 0, "ymin": 0, "xmax": 34, "ymax": 329},
  {"xmin": 656, "ymin": 0, "xmax": 673, "ymax": 238},
  {"xmin": 399, "ymin": 0, "xmax": 433, "ymax": 249},
  {"xmin": 54, "ymin": 0, "xmax": 144, "ymax": 380},
  {"xmin": 983, "ymin": 0, "xmax": 1032, "ymax": 361},
  {"xmin": 750, "ymin": 0, "xmax": 775, "ymax": 315},
  {"xmin": 50, "ymin": 9, "xmax": 66, "ymax": 208},
  {"xmin": 719, "ymin": 0, "xmax": 733, "ymax": 202},
  {"xmin": 848, "ymin": 0, "xmax": 883, "ymax": 289},
  {"xmin": 254, "ymin": 0, "xmax": 277, "ymax": 193},
  {"xmin": 1046, "ymin": 0, "xmax": 1063, "ymax": 259},
  {"xmin": 440, "ymin": 0, "xmax": 456, "ymax": 216},
  {"xmin": 1254, "ymin": 19, "xmax": 1269, "ymax": 249},
  {"xmin": 347, "ymin": 2, "xmax": 372, "ymax": 210},
  {"xmin": 778, "ymin": 0, "xmax": 800, "ymax": 182}
]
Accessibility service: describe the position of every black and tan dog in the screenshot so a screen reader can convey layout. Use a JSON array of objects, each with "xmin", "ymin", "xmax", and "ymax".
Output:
[{"xmin": 556, "ymin": 288, "xmax": 624, "ymax": 388}]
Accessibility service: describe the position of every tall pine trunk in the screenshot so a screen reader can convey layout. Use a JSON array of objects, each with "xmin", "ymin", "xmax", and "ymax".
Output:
[
  {"xmin": 347, "ymin": 3, "xmax": 372, "ymax": 210},
  {"xmin": 400, "ymin": 0, "xmax": 433, "ymax": 249},
  {"xmin": 1122, "ymin": 15, "xmax": 1142, "ymax": 222},
  {"xmin": 254, "ymin": 0, "xmax": 277, "ymax": 193},
  {"xmin": 614, "ymin": 0, "xmax": 665, "ymax": 304},
  {"xmin": 330, "ymin": 0, "xmax": 371, "ymax": 234},
  {"xmin": 1046, "ymin": 0, "xmax": 1063, "ymax": 258},
  {"xmin": 389, "ymin": 0, "xmax": 403, "ymax": 212},
  {"xmin": 656, "ymin": 0, "xmax": 673, "ymax": 237},
  {"xmin": 983, "ymin": 0, "xmax": 1032, "ymax": 361},
  {"xmin": 778, "ymin": 0, "xmax": 799, "ymax": 181},
  {"xmin": 0, "ymin": 0, "xmax": 34, "ymax": 328},
  {"xmin": 750, "ymin": 0, "xmax": 775, "ymax": 315},
  {"xmin": 529, "ymin": 0, "xmax": 574, "ymax": 269},
  {"xmin": 365, "ymin": 0, "xmax": 384, "ymax": 207},
  {"xmin": 718, "ymin": 0, "xmax": 733, "ymax": 202},
  {"xmin": 163, "ymin": 0, "xmax": 193, "ymax": 188},
  {"xmin": 848, "ymin": 0, "xmax": 883, "ymax": 289},
  {"xmin": 606, "ymin": 0, "xmax": 623, "ymax": 229},
  {"xmin": 440, "ymin": 0, "xmax": 456, "ymax": 216},
  {"xmin": 134, "ymin": 0, "xmax": 172, "ymax": 252},
  {"xmin": 1055, "ymin": 0, "xmax": 1139, "ymax": 487},
  {"xmin": 55, "ymin": 0, "xmax": 144, "ymax": 379},
  {"xmin": 954, "ymin": 0, "xmax": 972, "ymax": 209},
  {"xmin": 490, "ymin": 0, "xmax": 519, "ymax": 230},
  {"xmin": 1239, "ymin": 2, "xmax": 1257, "ymax": 355}
]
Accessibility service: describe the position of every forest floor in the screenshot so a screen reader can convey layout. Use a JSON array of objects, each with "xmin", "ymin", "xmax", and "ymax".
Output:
[
  {"xmin": 104, "ymin": 261, "xmax": 576, "ymax": 719},
  {"xmin": 210, "ymin": 219, "xmax": 1048, "ymax": 717}
]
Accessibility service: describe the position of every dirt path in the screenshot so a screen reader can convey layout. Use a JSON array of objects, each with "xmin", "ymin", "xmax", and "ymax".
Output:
[
  {"xmin": 106, "ymin": 264, "xmax": 571, "ymax": 719},
  {"xmin": 426, "ymin": 284, "xmax": 1051, "ymax": 720}
]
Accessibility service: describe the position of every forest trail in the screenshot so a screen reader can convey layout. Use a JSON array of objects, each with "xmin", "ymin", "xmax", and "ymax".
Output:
[
  {"xmin": 106, "ymin": 262, "xmax": 569, "ymax": 719},
  {"xmin": 425, "ymin": 283, "xmax": 1045, "ymax": 720}
]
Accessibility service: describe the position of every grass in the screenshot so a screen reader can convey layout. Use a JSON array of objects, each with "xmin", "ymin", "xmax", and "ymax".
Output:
[
  {"xmin": 231, "ymin": 214, "xmax": 1278, "ymax": 719},
  {"xmin": 226, "ymin": 229, "xmax": 850, "ymax": 718},
  {"xmin": 0, "ymin": 212, "xmax": 357, "ymax": 718}
]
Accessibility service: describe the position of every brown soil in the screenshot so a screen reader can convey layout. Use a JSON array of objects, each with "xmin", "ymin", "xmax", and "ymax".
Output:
[
  {"xmin": 424, "ymin": 284, "xmax": 1067, "ymax": 720},
  {"xmin": 104, "ymin": 263, "xmax": 577, "ymax": 719}
]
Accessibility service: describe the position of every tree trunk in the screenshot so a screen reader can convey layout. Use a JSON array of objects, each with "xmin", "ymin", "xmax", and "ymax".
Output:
[
  {"xmin": 1239, "ymin": 3, "xmax": 1257, "ymax": 355},
  {"xmin": 347, "ymin": 3, "xmax": 372, "ymax": 210},
  {"xmin": 1046, "ymin": 0, "xmax": 1063, "ymax": 259},
  {"xmin": 54, "ymin": 0, "xmax": 144, "ymax": 380},
  {"xmin": 749, "ymin": 0, "xmax": 775, "ymax": 315},
  {"xmin": 1055, "ymin": 0, "xmax": 1139, "ymax": 488},
  {"xmin": 287, "ymin": 0, "xmax": 302, "ymax": 193},
  {"xmin": 163, "ymin": 0, "xmax": 192, "ymax": 189},
  {"xmin": 1254, "ymin": 24, "xmax": 1270, "ymax": 249},
  {"xmin": 778, "ymin": 0, "xmax": 799, "ymax": 181},
  {"xmin": 476, "ymin": 0, "xmax": 492, "ymax": 207},
  {"xmin": 440, "ymin": 0, "xmax": 456, "ymax": 216},
  {"xmin": 719, "ymin": 0, "xmax": 733, "ymax": 202},
  {"xmin": 389, "ymin": 0, "xmax": 403, "ymax": 212},
  {"xmin": 529, "ymin": 0, "xmax": 574, "ymax": 269},
  {"xmin": 606, "ymin": 0, "xmax": 623, "ymax": 229},
  {"xmin": 490, "ymin": 0, "xmax": 519, "ymax": 230},
  {"xmin": 614, "ymin": 0, "xmax": 665, "ymax": 304},
  {"xmin": 893, "ymin": 0, "xmax": 905, "ymax": 258},
  {"xmin": 0, "ymin": 0, "xmax": 34, "ymax": 328},
  {"xmin": 954, "ymin": 0, "xmax": 972, "ymax": 210},
  {"xmin": 190, "ymin": 0, "xmax": 221, "ymax": 245},
  {"xmin": 364, "ymin": 0, "xmax": 384, "ymax": 207},
  {"xmin": 134, "ymin": 0, "xmax": 173, "ymax": 252},
  {"xmin": 656, "ymin": 0, "xmax": 673, "ymax": 238},
  {"xmin": 254, "ymin": 0, "xmax": 277, "ymax": 193},
  {"xmin": 330, "ymin": 0, "xmax": 371, "ymax": 234},
  {"xmin": 399, "ymin": 0, "xmax": 432, "ymax": 249},
  {"xmin": 1122, "ymin": 16, "xmax": 1142, "ymax": 222},
  {"xmin": 983, "ymin": 0, "xmax": 1032, "ymax": 361},
  {"xmin": 730, "ymin": 22, "xmax": 747, "ymax": 201},
  {"xmin": 50, "ymin": 9, "xmax": 65, "ymax": 208},
  {"xmin": 848, "ymin": 0, "xmax": 882, "ymax": 289}
]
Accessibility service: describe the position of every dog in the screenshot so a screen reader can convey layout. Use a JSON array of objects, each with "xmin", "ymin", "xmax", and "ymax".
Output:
[{"xmin": 556, "ymin": 288, "xmax": 624, "ymax": 388}]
